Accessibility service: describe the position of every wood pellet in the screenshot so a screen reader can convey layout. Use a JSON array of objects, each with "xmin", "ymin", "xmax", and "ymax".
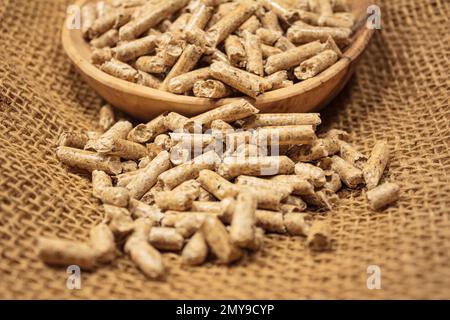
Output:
[
  {"xmin": 47, "ymin": 98, "xmax": 400, "ymax": 279},
  {"xmin": 82, "ymin": 0, "xmax": 356, "ymax": 99}
]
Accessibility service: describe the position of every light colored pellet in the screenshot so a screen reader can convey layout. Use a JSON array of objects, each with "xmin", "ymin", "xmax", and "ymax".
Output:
[{"xmin": 366, "ymin": 182, "xmax": 400, "ymax": 210}]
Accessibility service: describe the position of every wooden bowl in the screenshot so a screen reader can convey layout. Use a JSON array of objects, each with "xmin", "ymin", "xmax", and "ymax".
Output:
[{"xmin": 62, "ymin": 0, "xmax": 374, "ymax": 121}]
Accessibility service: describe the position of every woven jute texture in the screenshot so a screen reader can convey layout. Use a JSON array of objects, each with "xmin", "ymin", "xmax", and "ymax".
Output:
[{"xmin": 0, "ymin": 0, "xmax": 449, "ymax": 300}]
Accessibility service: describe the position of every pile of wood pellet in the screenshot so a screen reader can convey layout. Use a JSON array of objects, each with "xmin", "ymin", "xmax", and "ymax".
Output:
[
  {"xmin": 38, "ymin": 100, "xmax": 400, "ymax": 278},
  {"xmin": 82, "ymin": 0, "xmax": 355, "ymax": 98}
]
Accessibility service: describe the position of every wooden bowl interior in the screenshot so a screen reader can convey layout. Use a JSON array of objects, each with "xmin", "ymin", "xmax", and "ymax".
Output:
[{"xmin": 63, "ymin": 0, "xmax": 374, "ymax": 120}]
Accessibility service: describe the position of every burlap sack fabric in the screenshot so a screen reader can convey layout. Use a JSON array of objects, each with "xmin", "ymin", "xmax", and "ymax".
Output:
[{"xmin": 0, "ymin": 0, "xmax": 449, "ymax": 299}]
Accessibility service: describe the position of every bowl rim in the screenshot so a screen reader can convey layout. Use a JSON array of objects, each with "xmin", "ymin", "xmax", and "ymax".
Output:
[{"xmin": 62, "ymin": 0, "xmax": 375, "ymax": 108}]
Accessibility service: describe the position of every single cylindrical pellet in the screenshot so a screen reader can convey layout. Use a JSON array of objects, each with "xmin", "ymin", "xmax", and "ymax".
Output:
[
  {"xmin": 91, "ymin": 47, "xmax": 113, "ymax": 65},
  {"xmin": 294, "ymin": 162, "xmax": 326, "ymax": 188},
  {"xmin": 331, "ymin": 155, "xmax": 364, "ymax": 189},
  {"xmin": 191, "ymin": 201, "xmax": 224, "ymax": 214},
  {"xmin": 245, "ymin": 186, "xmax": 285, "ymax": 211},
  {"xmin": 120, "ymin": 159, "xmax": 138, "ymax": 172},
  {"xmin": 211, "ymin": 119, "xmax": 234, "ymax": 131},
  {"xmin": 255, "ymin": 210, "xmax": 286, "ymax": 234},
  {"xmin": 154, "ymin": 134, "xmax": 174, "ymax": 151},
  {"xmin": 201, "ymin": 48, "xmax": 230, "ymax": 65},
  {"xmin": 184, "ymin": 99, "xmax": 259, "ymax": 130},
  {"xmin": 235, "ymin": 175, "xmax": 293, "ymax": 198},
  {"xmin": 182, "ymin": 231, "xmax": 209, "ymax": 266},
  {"xmin": 236, "ymin": 15, "xmax": 261, "ymax": 37},
  {"xmin": 104, "ymin": 204, "xmax": 134, "ymax": 237},
  {"xmin": 230, "ymin": 192, "xmax": 257, "ymax": 249},
  {"xmin": 275, "ymin": 36, "xmax": 296, "ymax": 51},
  {"xmin": 193, "ymin": 80, "xmax": 233, "ymax": 98},
  {"xmin": 100, "ymin": 187, "xmax": 130, "ymax": 207},
  {"xmin": 99, "ymin": 138, "xmax": 148, "ymax": 160},
  {"xmin": 56, "ymin": 147, "xmax": 122, "ymax": 175},
  {"xmin": 323, "ymin": 170, "xmax": 342, "ymax": 193},
  {"xmin": 185, "ymin": 4, "xmax": 214, "ymax": 31},
  {"xmin": 366, "ymin": 182, "xmax": 400, "ymax": 210},
  {"xmin": 284, "ymin": 213, "xmax": 311, "ymax": 236},
  {"xmin": 158, "ymin": 151, "xmax": 220, "ymax": 190},
  {"xmin": 232, "ymin": 143, "xmax": 265, "ymax": 158},
  {"xmin": 100, "ymin": 59, "xmax": 139, "ymax": 82},
  {"xmin": 206, "ymin": 1, "xmax": 257, "ymax": 47},
  {"xmin": 92, "ymin": 170, "xmax": 113, "ymax": 198},
  {"xmin": 261, "ymin": 44, "xmax": 283, "ymax": 59},
  {"xmin": 201, "ymin": 216, "xmax": 243, "ymax": 264},
  {"xmin": 294, "ymin": 49, "xmax": 339, "ymax": 80},
  {"xmin": 198, "ymin": 187, "xmax": 217, "ymax": 201},
  {"xmin": 127, "ymin": 113, "xmax": 167, "ymax": 143},
  {"xmin": 319, "ymin": 14, "xmax": 354, "ymax": 28},
  {"xmin": 149, "ymin": 227, "xmax": 184, "ymax": 251},
  {"xmin": 119, "ymin": 0, "xmax": 190, "ymax": 40},
  {"xmin": 265, "ymin": 41, "xmax": 325, "ymax": 75},
  {"xmin": 135, "ymin": 55, "xmax": 168, "ymax": 74},
  {"xmin": 167, "ymin": 68, "xmax": 210, "ymax": 94},
  {"xmin": 114, "ymin": 35, "xmax": 158, "ymax": 61},
  {"xmin": 339, "ymin": 141, "xmax": 367, "ymax": 169},
  {"xmin": 57, "ymin": 131, "xmax": 99, "ymax": 149},
  {"xmin": 169, "ymin": 12, "xmax": 192, "ymax": 32},
  {"xmin": 161, "ymin": 44, "xmax": 205, "ymax": 91},
  {"xmin": 86, "ymin": 120, "xmax": 133, "ymax": 153},
  {"xmin": 81, "ymin": 3, "xmax": 97, "ymax": 39},
  {"xmin": 363, "ymin": 140, "xmax": 390, "ymax": 190},
  {"xmin": 174, "ymin": 212, "xmax": 210, "ymax": 238},
  {"xmin": 128, "ymin": 199, "xmax": 165, "ymax": 223},
  {"xmin": 99, "ymin": 104, "xmax": 115, "ymax": 131},
  {"xmin": 137, "ymin": 70, "xmax": 162, "ymax": 89},
  {"xmin": 261, "ymin": 0, "xmax": 300, "ymax": 23},
  {"xmin": 38, "ymin": 238, "xmax": 97, "ymax": 270},
  {"xmin": 89, "ymin": 8, "xmax": 132, "ymax": 39},
  {"xmin": 126, "ymin": 151, "xmax": 171, "ymax": 199},
  {"xmin": 124, "ymin": 219, "xmax": 165, "ymax": 279},
  {"xmin": 306, "ymin": 220, "xmax": 331, "ymax": 251},
  {"xmin": 287, "ymin": 137, "xmax": 339, "ymax": 162},
  {"xmin": 116, "ymin": 170, "xmax": 141, "ymax": 187},
  {"xmin": 210, "ymin": 62, "xmax": 272, "ymax": 98},
  {"xmin": 254, "ymin": 125, "xmax": 317, "ymax": 146},
  {"xmin": 240, "ymin": 113, "xmax": 322, "ymax": 129},
  {"xmin": 89, "ymin": 223, "xmax": 116, "ymax": 263},
  {"xmin": 197, "ymin": 170, "xmax": 240, "ymax": 200},
  {"xmin": 157, "ymin": 37, "xmax": 186, "ymax": 67},
  {"xmin": 323, "ymin": 36, "xmax": 343, "ymax": 57},
  {"xmin": 256, "ymin": 28, "xmax": 282, "ymax": 46},
  {"xmin": 91, "ymin": 29, "xmax": 119, "ymax": 49},
  {"xmin": 224, "ymin": 35, "xmax": 247, "ymax": 68},
  {"xmin": 155, "ymin": 190, "xmax": 195, "ymax": 211},
  {"xmin": 206, "ymin": 1, "xmax": 240, "ymax": 28},
  {"xmin": 265, "ymin": 71, "xmax": 289, "ymax": 89},
  {"xmin": 287, "ymin": 25, "xmax": 351, "ymax": 46},
  {"xmin": 218, "ymin": 156, "xmax": 295, "ymax": 179},
  {"xmin": 270, "ymin": 175, "xmax": 315, "ymax": 196},
  {"xmin": 243, "ymin": 31, "xmax": 264, "ymax": 76},
  {"xmin": 170, "ymin": 133, "xmax": 215, "ymax": 151},
  {"xmin": 261, "ymin": 10, "xmax": 283, "ymax": 32},
  {"xmin": 283, "ymin": 195, "xmax": 308, "ymax": 212},
  {"xmin": 164, "ymin": 112, "xmax": 189, "ymax": 132}
]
